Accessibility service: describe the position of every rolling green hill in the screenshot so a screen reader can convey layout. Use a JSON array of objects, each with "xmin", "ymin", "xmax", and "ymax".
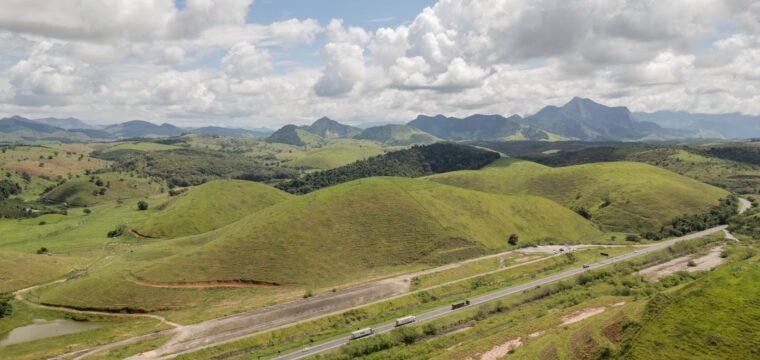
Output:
[
  {"xmin": 267, "ymin": 125, "xmax": 324, "ymax": 147},
  {"xmin": 43, "ymin": 172, "xmax": 164, "ymax": 206},
  {"xmin": 427, "ymin": 159, "xmax": 729, "ymax": 232},
  {"xmin": 134, "ymin": 177, "xmax": 602, "ymax": 287},
  {"xmin": 354, "ymin": 125, "xmax": 439, "ymax": 145},
  {"xmin": 624, "ymin": 259, "xmax": 760, "ymax": 359},
  {"xmin": 135, "ymin": 180, "xmax": 292, "ymax": 238}
]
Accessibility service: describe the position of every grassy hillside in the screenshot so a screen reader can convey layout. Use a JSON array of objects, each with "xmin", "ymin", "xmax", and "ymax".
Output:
[
  {"xmin": 428, "ymin": 159, "xmax": 729, "ymax": 232},
  {"xmin": 625, "ymin": 259, "xmax": 760, "ymax": 359},
  {"xmin": 267, "ymin": 125, "xmax": 324, "ymax": 147},
  {"xmin": 277, "ymin": 139, "xmax": 386, "ymax": 169},
  {"xmin": 0, "ymin": 252, "xmax": 85, "ymax": 292},
  {"xmin": 44, "ymin": 172, "xmax": 164, "ymax": 206},
  {"xmin": 135, "ymin": 180, "xmax": 292, "ymax": 238},
  {"xmin": 134, "ymin": 177, "xmax": 602, "ymax": 287},
  {"xmin": 354, "ymin": 125, "xmax": 439, "ymax": 145}
]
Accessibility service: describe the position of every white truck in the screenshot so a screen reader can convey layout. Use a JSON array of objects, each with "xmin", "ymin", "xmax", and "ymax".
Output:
[
  {"xmin": 350, "ymin": 328, "xmax": 375, "ymax": 340},
  {"xmin": 395, "ymin": 315, "xmax": 417, "ymax": 327}
]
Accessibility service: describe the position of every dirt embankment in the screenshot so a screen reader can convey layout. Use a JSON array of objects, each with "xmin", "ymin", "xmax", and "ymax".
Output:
[{"xmin": 129, "ymin": 276, "xmax": 281, "ymax": 289}]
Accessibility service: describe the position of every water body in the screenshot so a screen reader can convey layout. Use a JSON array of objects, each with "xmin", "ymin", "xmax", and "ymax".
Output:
[{"xmin": 0, "ymin": 319, "xmax": 100, "ymax": 347}]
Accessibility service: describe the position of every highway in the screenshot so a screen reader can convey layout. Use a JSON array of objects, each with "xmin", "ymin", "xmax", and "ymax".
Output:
[{"xmin": 275, "ymin": 225, "xmax": 728, "ymax": 360}]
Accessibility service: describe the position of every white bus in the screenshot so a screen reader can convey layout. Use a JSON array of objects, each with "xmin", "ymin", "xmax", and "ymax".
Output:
[
  {"xmin": 350, "ymin": 328, "xmax": 375, "ymax": 340},
  {"xmin": 395, "ymin": 315, "xmax": 417, "ymax": 327}
]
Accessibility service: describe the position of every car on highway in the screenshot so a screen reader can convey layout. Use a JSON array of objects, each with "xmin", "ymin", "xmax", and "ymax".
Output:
[
  {"xmin": 350, "ymin": 328, "xmax": 375, "ymax": 340},
  {"xmin": 300, "ymin": 347, "xmax": 311, "ymax": 353}
]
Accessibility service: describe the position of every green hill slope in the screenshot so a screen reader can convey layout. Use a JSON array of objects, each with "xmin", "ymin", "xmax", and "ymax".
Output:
[
  {"xmin": 267, "ymin": 125, "xmax": 324, "ymax": 147},
  {"xmin": 354, "ymin": 125, "xmax": 439, "ymax": 145},
  {"xmin": 625, "ymin": 259, "xmax": 760, "ymax": 359},
  {"xmin": 427, "ymin": 159, "xmax": 729, "ymax": 232},
  {"xmin": 134, "ymin": 177, "xmax": 602, "ymax": 287},
  {"xmin": 43, "ymin": 172, "xmax": 164, "ymax": 206},
  {"xmin": 135, "ymin": 180, "xmax": 292, "ymax": 239}
]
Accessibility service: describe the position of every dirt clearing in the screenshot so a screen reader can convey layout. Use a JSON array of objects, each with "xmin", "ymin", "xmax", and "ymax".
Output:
[{"xmin": 637, "ymin": 246, "xmax": 725, "ymax": 280}]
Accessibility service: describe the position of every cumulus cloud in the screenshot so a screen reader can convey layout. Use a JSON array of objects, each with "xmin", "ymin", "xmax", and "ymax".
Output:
[
  {"xmin": 0, "ymin": 0, "xmax": 253, "ymax": 41},
  {"xmin": 3, "ymin": 0, "xmax": 760, "ymax": 126},
  {"xmin": 221, "ymin": 42, "xmax": 272, "ymax": 79}
]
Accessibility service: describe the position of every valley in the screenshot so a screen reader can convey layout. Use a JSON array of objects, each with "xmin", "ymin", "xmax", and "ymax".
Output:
[{"xmin": 1, "ymin": 112, "xmax": 759, "ymax": 360}]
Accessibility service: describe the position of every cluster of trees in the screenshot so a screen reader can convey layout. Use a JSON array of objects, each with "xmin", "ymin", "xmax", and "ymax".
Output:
[
  {"xmin": 641, "ymin": 196, "xmax": 738, "ymax": 240},
  {"xmin": 704, "ymin": 145, "xmax": 760, "ymax": 166},
  {"xmin": 0, "ymin": 296, "xmax": 11, "ymax": 319},
  {"xmin": 94, "ymin": 148, "xmax": 298, "ymax": 187},
  {"xmin": 0, "ymin": 179, "xmax": 21, "ymax": 200},
  {"xmin": 277, "ymin": 143, "xmax": 500, "ymax": 194}
]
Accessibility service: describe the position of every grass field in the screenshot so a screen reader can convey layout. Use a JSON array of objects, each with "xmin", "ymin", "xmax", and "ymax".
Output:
[
  {"xmin": 0, "ymin": 301, "xmax": 168, "ymax": 360},
  {"xmin": 0, "ymin": 252, "xmax": 85, "ymax": 293},
  {"xmin": 625, "ymin": 258, "xmax": 760, "ymax": 359},
  {"xmin": 43, "ymin": 172, "xmax": 165, "ymax": 206},
  {"xmin": 428, "ymin": 159, "xmax": 729, "ymax": 232},
  {"xmin": 133, "ymin": 177, "xmax": 603, "ymax": 287},
  {"xmin": 99, "ymin": 142, "xmax": 181, "ymax": 153},
  {"xmin": 277, "ymin": 139, "xmax": 386, "ymax": 169},
  {"xmin": 135, "ymin": 180, "xmax": 292, "ymax": 238}
]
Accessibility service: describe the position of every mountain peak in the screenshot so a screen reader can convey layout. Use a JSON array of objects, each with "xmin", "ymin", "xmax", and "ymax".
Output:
[{"xmin": 304, "ymin": 117, "xmax": 361, "ymax": 138}]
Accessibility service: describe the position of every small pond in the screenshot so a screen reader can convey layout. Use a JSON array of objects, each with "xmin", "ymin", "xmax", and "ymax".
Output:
[{"xmin": 0, "ymin": 319, "xmax": 100, "ymax": 347}]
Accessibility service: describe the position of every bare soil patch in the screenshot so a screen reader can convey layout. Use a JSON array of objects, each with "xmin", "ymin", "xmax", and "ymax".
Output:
[{"xmin": 636, "ymin": 246, "xmax": 725, "ymax": 280}]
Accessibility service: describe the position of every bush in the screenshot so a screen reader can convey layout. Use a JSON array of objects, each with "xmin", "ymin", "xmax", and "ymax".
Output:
[
  {"xmin": 0, "ymin": 296, "xmax": 11, "ymax": 319},
  {"xmin": 626, "ymin": 234, "xmax": 640, "ymax": 242},
  {"xmin": 137, "ymin": 200, "xmax": 149, "ymax": 211},
  {"xmin": 36, "ymin": 247, "xmax": 49, "ymax": 254},
  {"xmin": 303, "ymin": 289, "xmax": 314, "ymax": 299},
  {"xmin": 83, "ymin": 208, "xmax": 91, "ymax": 215},
  {"xmin": 508, "ymin": 233, "xmax": 519, "ymax": 246},
  {"xmin": 107, "ymin": 227, "xmax": 124, "ymax": 238}
]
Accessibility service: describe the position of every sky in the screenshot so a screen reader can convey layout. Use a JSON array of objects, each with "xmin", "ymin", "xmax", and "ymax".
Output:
[{"xmin": 0, "ymin": 0, "xmax": 759, "ymax": 127}]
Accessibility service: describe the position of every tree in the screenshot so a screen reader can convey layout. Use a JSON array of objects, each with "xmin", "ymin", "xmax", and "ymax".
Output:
[
  {"xmin": 0, "ymin": 296, "xmax": 11, "ymax": 319},
  {"xmin": 36, "ymin": 247, "xmax": 49, "ymax": 254},
  {"xmin": 83, "ymin": 208, "xmax": 92, "ymax": 215},
  {"xmin": 137, "ymin": 200, "xmax": 149, "ymax": 211},
  {"xmin": 508, "ymin": 233, "xmax": 519, "ymax": 246}
]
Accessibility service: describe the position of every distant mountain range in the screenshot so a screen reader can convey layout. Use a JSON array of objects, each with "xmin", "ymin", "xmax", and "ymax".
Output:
[
  {"xmin": 266, "ymin": 98, "xmax": 690, "ymax": 146},
  {"xmin": 4, "ymin": 97, "xmax": 760, "ymax": 144},
  {"xmin": 634, "ymin": 111, "xmax": 760, "ymax": 139},
  {"xmin": 0, "ymin": 116, "xmax": 265, "ymax": 143}
]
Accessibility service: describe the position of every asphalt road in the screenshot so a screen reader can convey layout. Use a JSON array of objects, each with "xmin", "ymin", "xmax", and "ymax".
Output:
[{"xmin": 274, "ymin": 225, "xmax": 728, "ymax": 360}]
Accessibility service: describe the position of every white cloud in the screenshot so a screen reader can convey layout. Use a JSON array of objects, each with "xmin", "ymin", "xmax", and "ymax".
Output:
[
  {"xmin": 221, "ymin": 42, "xmax": 272, "ymax": 79},
  {"xmin": 161, "ymin": 46, "xmax": 186, "ymax": 65},
  {"xmin": 3, "ymin": 0, "xmax": 760, "ymax": 126},
  {"xmin": 269, "ymin": 18, "xmax": 322, "ymax": 45},
  {"xmin": 0, "ymin": 0, "xmax": 253, "ymax": 42}
]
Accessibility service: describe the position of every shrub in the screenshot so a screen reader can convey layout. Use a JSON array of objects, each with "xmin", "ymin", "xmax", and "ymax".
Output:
[
  {"xmin": 36, "ymin": 247, "xmax": 49, "ymax": 254},
  {"xmin": 137, "ymin": 200, "xmax": 149, "ymax": 211},
  {"xmin": 508, "ymin": 233, "xmax": 519, "ymax": 246}
]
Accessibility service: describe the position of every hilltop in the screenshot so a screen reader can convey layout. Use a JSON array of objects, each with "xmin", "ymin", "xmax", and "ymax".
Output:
[
  {"xmin": 410, "ymin": 114, "xmax": 542, "ymax": 140},
  {"xmin": 266, "ymin": 124, "xmax": 324, "ymax": 147},
  {"xmin": 134, "ymin": 177, "xmax": 603, "ymax": 287},
  {"xmin": 353, "ymin": 124, "xmax": 439, "ymax": 145},
  {"xmin": 304, "ymin": 117, "xmax": 362, "ymax": 138},
  {"xmin": 135, "ymin": 180, "xmax": 292, "ymax": 238},
  {"xmin": 427, "ymin": 159, "xmax": 729, "ymax": 232},
  {"xmin": 525, "ymin": 97, "xmax": 670, "ymax": 141},
  {"xmin": 276, "ymin": 143, "xmax": 500, "ymax": 194}
]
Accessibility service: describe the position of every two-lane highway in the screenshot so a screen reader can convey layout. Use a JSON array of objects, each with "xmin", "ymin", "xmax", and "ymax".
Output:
[{"xmin": 275, "ymin": 225, "xmax": 728, "ymax": 360}]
